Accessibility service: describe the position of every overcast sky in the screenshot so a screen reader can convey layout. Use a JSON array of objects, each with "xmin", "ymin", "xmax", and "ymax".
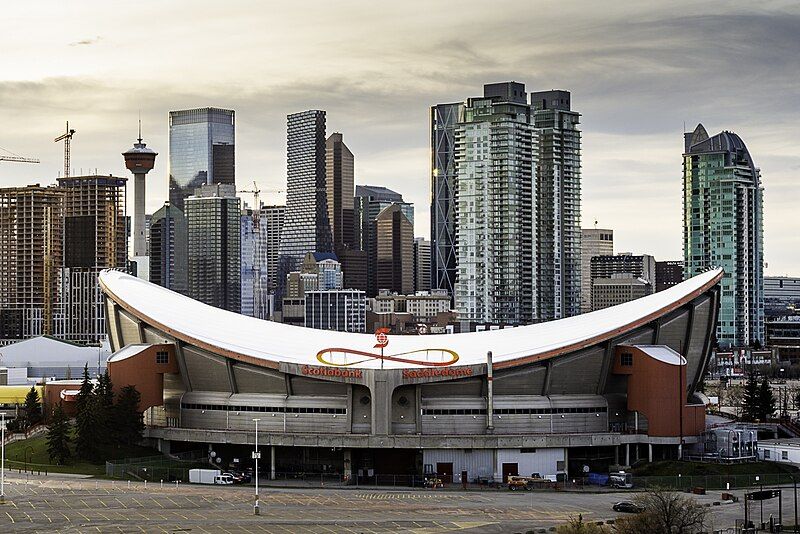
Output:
[{"xmin": 1, "ymin": 0, "xmax": 798, "ymax": 274}]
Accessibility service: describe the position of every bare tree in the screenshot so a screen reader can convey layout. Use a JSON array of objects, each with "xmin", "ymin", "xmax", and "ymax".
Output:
[
  {"xmin": 556, "ymin": 515, "xmax": 609, "ymax": 534},
  {"xmin": 614, "ymin": 488, "xmax": 708, "ymax": 534}
]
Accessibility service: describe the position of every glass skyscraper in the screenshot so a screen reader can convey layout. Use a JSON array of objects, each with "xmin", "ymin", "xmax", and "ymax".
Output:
[
  {"xmin": 683, "ymin": 123, "xmax": 764, "ymax": 348},
  {"xmin": 169, "ymin": 108, "xmax": 235, "ymax": 212},
  {"xmin": 185, "ymin": 184, "xmax": 241, "ymax": 313},
  {"xmin": 149, "ymin": 202, "xmax": 188, "ymax": 295},
  {"xmin": 430, "ymin": 102, "xmax": 462, "ymax": 299},
  {"xmin": 276, "ymin": 110, "xmax": 331, "ymax": 306}
]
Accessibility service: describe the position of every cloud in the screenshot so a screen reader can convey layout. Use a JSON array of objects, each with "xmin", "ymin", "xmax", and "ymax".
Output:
[
  {"xmin": 69, "ymin": 36, "xmax": 102, "ymax": 47},
  {"xmin": 0, "ymin": 0, "xmax": 798, "ymax": 273}
]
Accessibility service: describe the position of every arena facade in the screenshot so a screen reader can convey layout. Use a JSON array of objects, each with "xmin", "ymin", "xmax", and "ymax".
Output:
[{"xmin": 100, "ymin": 268, "xmax": 722, "ymax": 484}]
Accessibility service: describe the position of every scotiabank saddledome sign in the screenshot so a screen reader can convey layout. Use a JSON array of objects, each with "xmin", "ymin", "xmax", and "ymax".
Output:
[{"xmin": 315, "ymin": 328, "xmax": 460, "ymax": 368}]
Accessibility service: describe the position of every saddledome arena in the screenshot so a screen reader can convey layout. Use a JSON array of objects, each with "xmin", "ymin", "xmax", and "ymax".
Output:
[{"xmin": 100, "ymin": 268, "xmax": 722, "ymax": 484}]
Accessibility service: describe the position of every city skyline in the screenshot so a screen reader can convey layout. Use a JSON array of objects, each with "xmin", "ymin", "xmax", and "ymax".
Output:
[{"xmin": 1, "ymin": 1, "xmax": 798, "ymax": 274}]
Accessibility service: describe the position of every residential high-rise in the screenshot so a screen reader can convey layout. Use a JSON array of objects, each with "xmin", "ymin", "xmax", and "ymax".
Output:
[
  {"xmin": 277, "ymin": 110, "xmax": 331, "ymax": 305},
  {"xmin": 683, "ymin": 124, "xmax": 764, "ymax": 347},
  {"xmin": 185, "ymin": 184, "xmax": 241, "ymax": 313},
  {"xmin": 532, "ymin": 90, "xmax": 581, "ymax": 320},
  {"xmin": 260, "ymin": 205, "xmax": 284, "ymax": 292},
  {"xmin": 430, "ymin": 102, "xmax": 462, "ymax": 298},
  {"xmin": 353, "ymin": 185, "xmax": 414, "ymax": 297},
  {"xmin": 149, "ymin": 202, "xmax": 188, "ymax": 294},
  {"xmin": 0, "ymin": 186, "xmax": 64, "ymax": 343},
  {"xmin": 453, "ymin": 82, "xmax": 535, "ymax": 325},
  {"xmin": 580, "ymin": 228, "xmax": 613, "ymax": 313},
  {"xmin": 325, "ymin": 133, "xmax": 355, "ymax": 252},
  {"xmin": 168, "ymin": 108, "xmax": 235, "ymax": 213},
  {"xmin": 413, "ymin": 237, "xmax": 431, "ymax": 293},
  {"xmin": 375, "ymin": 204, "xmax": 414, "ymax": 295},
  {"xmin": 56, "ymin": 175, "xmax": 127, "ymax": 345},
  {"xmin": 656, "ymin": 260, "xmax": 684, "ymax": 292}
]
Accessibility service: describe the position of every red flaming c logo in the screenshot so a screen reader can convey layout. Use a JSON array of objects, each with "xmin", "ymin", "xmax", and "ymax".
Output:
[{"xmin": 374, "ymin": 327, "xmax": 390, "ymax": 349}]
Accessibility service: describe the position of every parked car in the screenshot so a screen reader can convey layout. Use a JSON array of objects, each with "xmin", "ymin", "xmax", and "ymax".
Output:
[
  {"xmin": 507, "ymin": 474, "xmax": 555, "ymax": 490},
  {"xmin": 612, "ymin": 501, "xmax": 644, "ymax": 514}
]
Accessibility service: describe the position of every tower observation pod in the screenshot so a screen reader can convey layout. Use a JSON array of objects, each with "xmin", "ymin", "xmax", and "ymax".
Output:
[{"xmin": 123, "ymin": 125, "xmax": 158, "ymax": 260}]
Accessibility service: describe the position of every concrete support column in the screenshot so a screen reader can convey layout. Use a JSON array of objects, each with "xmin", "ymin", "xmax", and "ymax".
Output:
[
  {"xmin": 563, "ymin": 448, "xmax": 569, "ymax": 479},
  {"xmin": 270, "ymin": 446, "xmax": 276, "ymax": 480},
  {"xmin": 678, "ymin": 443, "xmax": 683, "ymax": 460},
  {"xmin": 648, "ymin": 443, "xmax": 653, "ymax": 463},
  {"xmin": 486, "ymin": 351, "xmax": 494, "ymax": 434},
  {"xmin": 343, "ymin": 449, "xmax": 352, "ymax": 484},
  {"xmin": 625, "ymin": 443, "xmax": 630, "ymax": 466},
  {"xmin": 614, "ymin": 446, "xmax": 619, "ymax": 465}
]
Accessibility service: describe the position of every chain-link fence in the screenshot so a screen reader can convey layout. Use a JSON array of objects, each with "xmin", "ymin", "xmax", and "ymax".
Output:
[{"xmin": 105, "ymin": 450, "xmax": 207, "ymax": 482}]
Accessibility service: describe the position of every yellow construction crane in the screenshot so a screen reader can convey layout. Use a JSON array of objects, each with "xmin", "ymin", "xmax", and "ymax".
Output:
[
  {"xmin": 0, "ymin": 145, "xmax": 39, "ymax": 164},
  {"xmin": 54, "ymin": 121, "xmax": 76, "ymax": 177},
  {"xmin": 238, "ymin": 182, "xmax": 284, "ymax": 213}
]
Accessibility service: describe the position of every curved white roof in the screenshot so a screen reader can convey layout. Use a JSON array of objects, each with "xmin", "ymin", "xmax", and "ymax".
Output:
[{"xmin": 99, "ymin": 268, "xmax": 722, "ymax": 370}]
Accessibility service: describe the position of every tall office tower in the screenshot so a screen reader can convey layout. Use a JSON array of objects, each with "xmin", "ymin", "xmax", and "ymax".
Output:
[
  {"xmin": 413, "ymin": 237, "xmax": 431, "ymax": 293},
  {"xmin": 149, "ymin": 202, "xmax": 187, "ymax": 294},
  {"xmin": 260, "ymin": 205, "xmax": 284, "ymax": 292},
  {"xmin": 56, "ymin": 175, "xmax": 127, "ymax": 345},
  {"xmin": 240, "ymin": 208, "xmax": 269, "ymax": 318},
  {"xmin": 430, "ymin": 101, "xmax": 463, "ymax": 298},
  {"xmin": 122, "ymin": 129, "xmax": 157, "ymax": 260},
  {"xmin": 277, "ymin": 110, "xmax": 331, "ymax": 305},
  {"xmin": 532, "ymin": 90, "xmax": 582, "ymax": 320},
  {"xmin": 0, "ymin": 186, "xmax": 64, "ymax": 343},
  {"xmin": 168, "ymin": 108, "xmax": 235, "ymax": 212},
  {"xmin": 353, "ymin": 185, "xmax": 414, "ymax": 297},
  {"xmin": 453, "ymin": 82, "xmax": 536, "ymax": 325},
  {"xmin": 325, "ymin": 133, "xmax": 355, "ymax": 252},
  {"xmin": 305, "ymin": 289, "xmax": 367, "ymax": 332},
  {"xmin": 185, "ymin": 184, "xmax": 241, "ymax": 313},
  {"xmin": 375, "ymin": 204, "xmax": 414, "ymax": 295},
  {"xmin": 683, "ymin": 124, "xmax": 764, "ymax": 348},
  {"xmin": 590, "ymin": 253, "xmax": 656, "ymax": 297},
  {"xmin": 655, "ymin": 260, "xmax": 684, "ymax": 292},
  {"xmin": 580, "ymin": 228, "xmax": 613, "ymax": 313}
]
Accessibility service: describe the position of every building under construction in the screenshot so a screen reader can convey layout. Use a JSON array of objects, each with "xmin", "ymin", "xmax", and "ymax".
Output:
[
  {"xmin": 0, "ymin": 186, "xmax": 64, "ymax": 343},
  {"xmin": 54, "ymin": 175, "xmax": 127, "ymax": 345}
]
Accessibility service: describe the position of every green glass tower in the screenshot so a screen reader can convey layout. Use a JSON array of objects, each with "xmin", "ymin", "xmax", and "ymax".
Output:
[{"xmin": 683, "ymin": 124, "xmax": 764, "ymax": 348}]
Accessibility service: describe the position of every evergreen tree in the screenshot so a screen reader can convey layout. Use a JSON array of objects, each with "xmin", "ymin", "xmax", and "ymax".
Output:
[
  {"xmin": 114, "ymin": 385, "xmax": 144, "ymax": 446},
  {"xmin": 741, "ymin": 373, "xmax": 760, "ymax": 422},
  {"xmin": 758, "ymin": 378, "xmax": 776, "ymax": 421},
  {"xmin": 46, "ymin": 404, "xmax": 72, "ymax": 465},
  {"xmin": 95, "ymin": 369, "xmax": 115, "ymax": 445},
  {"xmin": 22, "ymin": 386, "xmax": 42, "ymax": 429},
  {"xmin": 74, "ymin": 364, "xmax": 100, "ymax": 461}
]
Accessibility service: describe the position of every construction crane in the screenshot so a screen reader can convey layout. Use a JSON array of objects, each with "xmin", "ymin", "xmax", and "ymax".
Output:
[
  {"xmin": 0, "ymin": 145, "xmax": 39, "ymax": 164},
  {"xmin": 54, "ymin": 121, "xmax": 76, "ymax": 178}
]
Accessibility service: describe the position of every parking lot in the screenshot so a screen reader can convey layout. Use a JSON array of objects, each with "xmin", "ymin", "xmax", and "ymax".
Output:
[{"xmin": 0, "ymin": 472, "xmax": 769, "ymax": 533}]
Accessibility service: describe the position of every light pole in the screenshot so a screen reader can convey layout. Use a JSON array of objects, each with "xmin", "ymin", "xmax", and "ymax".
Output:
[
  {"xmin": 253, "ymin": 418, "xmax": 260, "ymax": 516},
  {"xmin": 1, "ymin": 411, "xmax": 5, "ymax": 504}
]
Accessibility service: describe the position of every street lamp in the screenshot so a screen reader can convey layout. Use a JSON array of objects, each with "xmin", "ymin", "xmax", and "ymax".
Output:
[
  {"xmin": 1, "ymin": 412, "xmax": 5, "ymax": 504},
  {"xmin": 252, "ymin": 418, "xmax": 261, "ymax": 516}
]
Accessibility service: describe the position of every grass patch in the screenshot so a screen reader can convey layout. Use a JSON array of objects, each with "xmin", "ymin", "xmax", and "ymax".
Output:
[
  {"xmin": 633, "ymin": 460, "xmax": 799, "ymax": 477},
  {"xmin": 5, "ymin": 432, "xmax": 160, "ymax": 476}
]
